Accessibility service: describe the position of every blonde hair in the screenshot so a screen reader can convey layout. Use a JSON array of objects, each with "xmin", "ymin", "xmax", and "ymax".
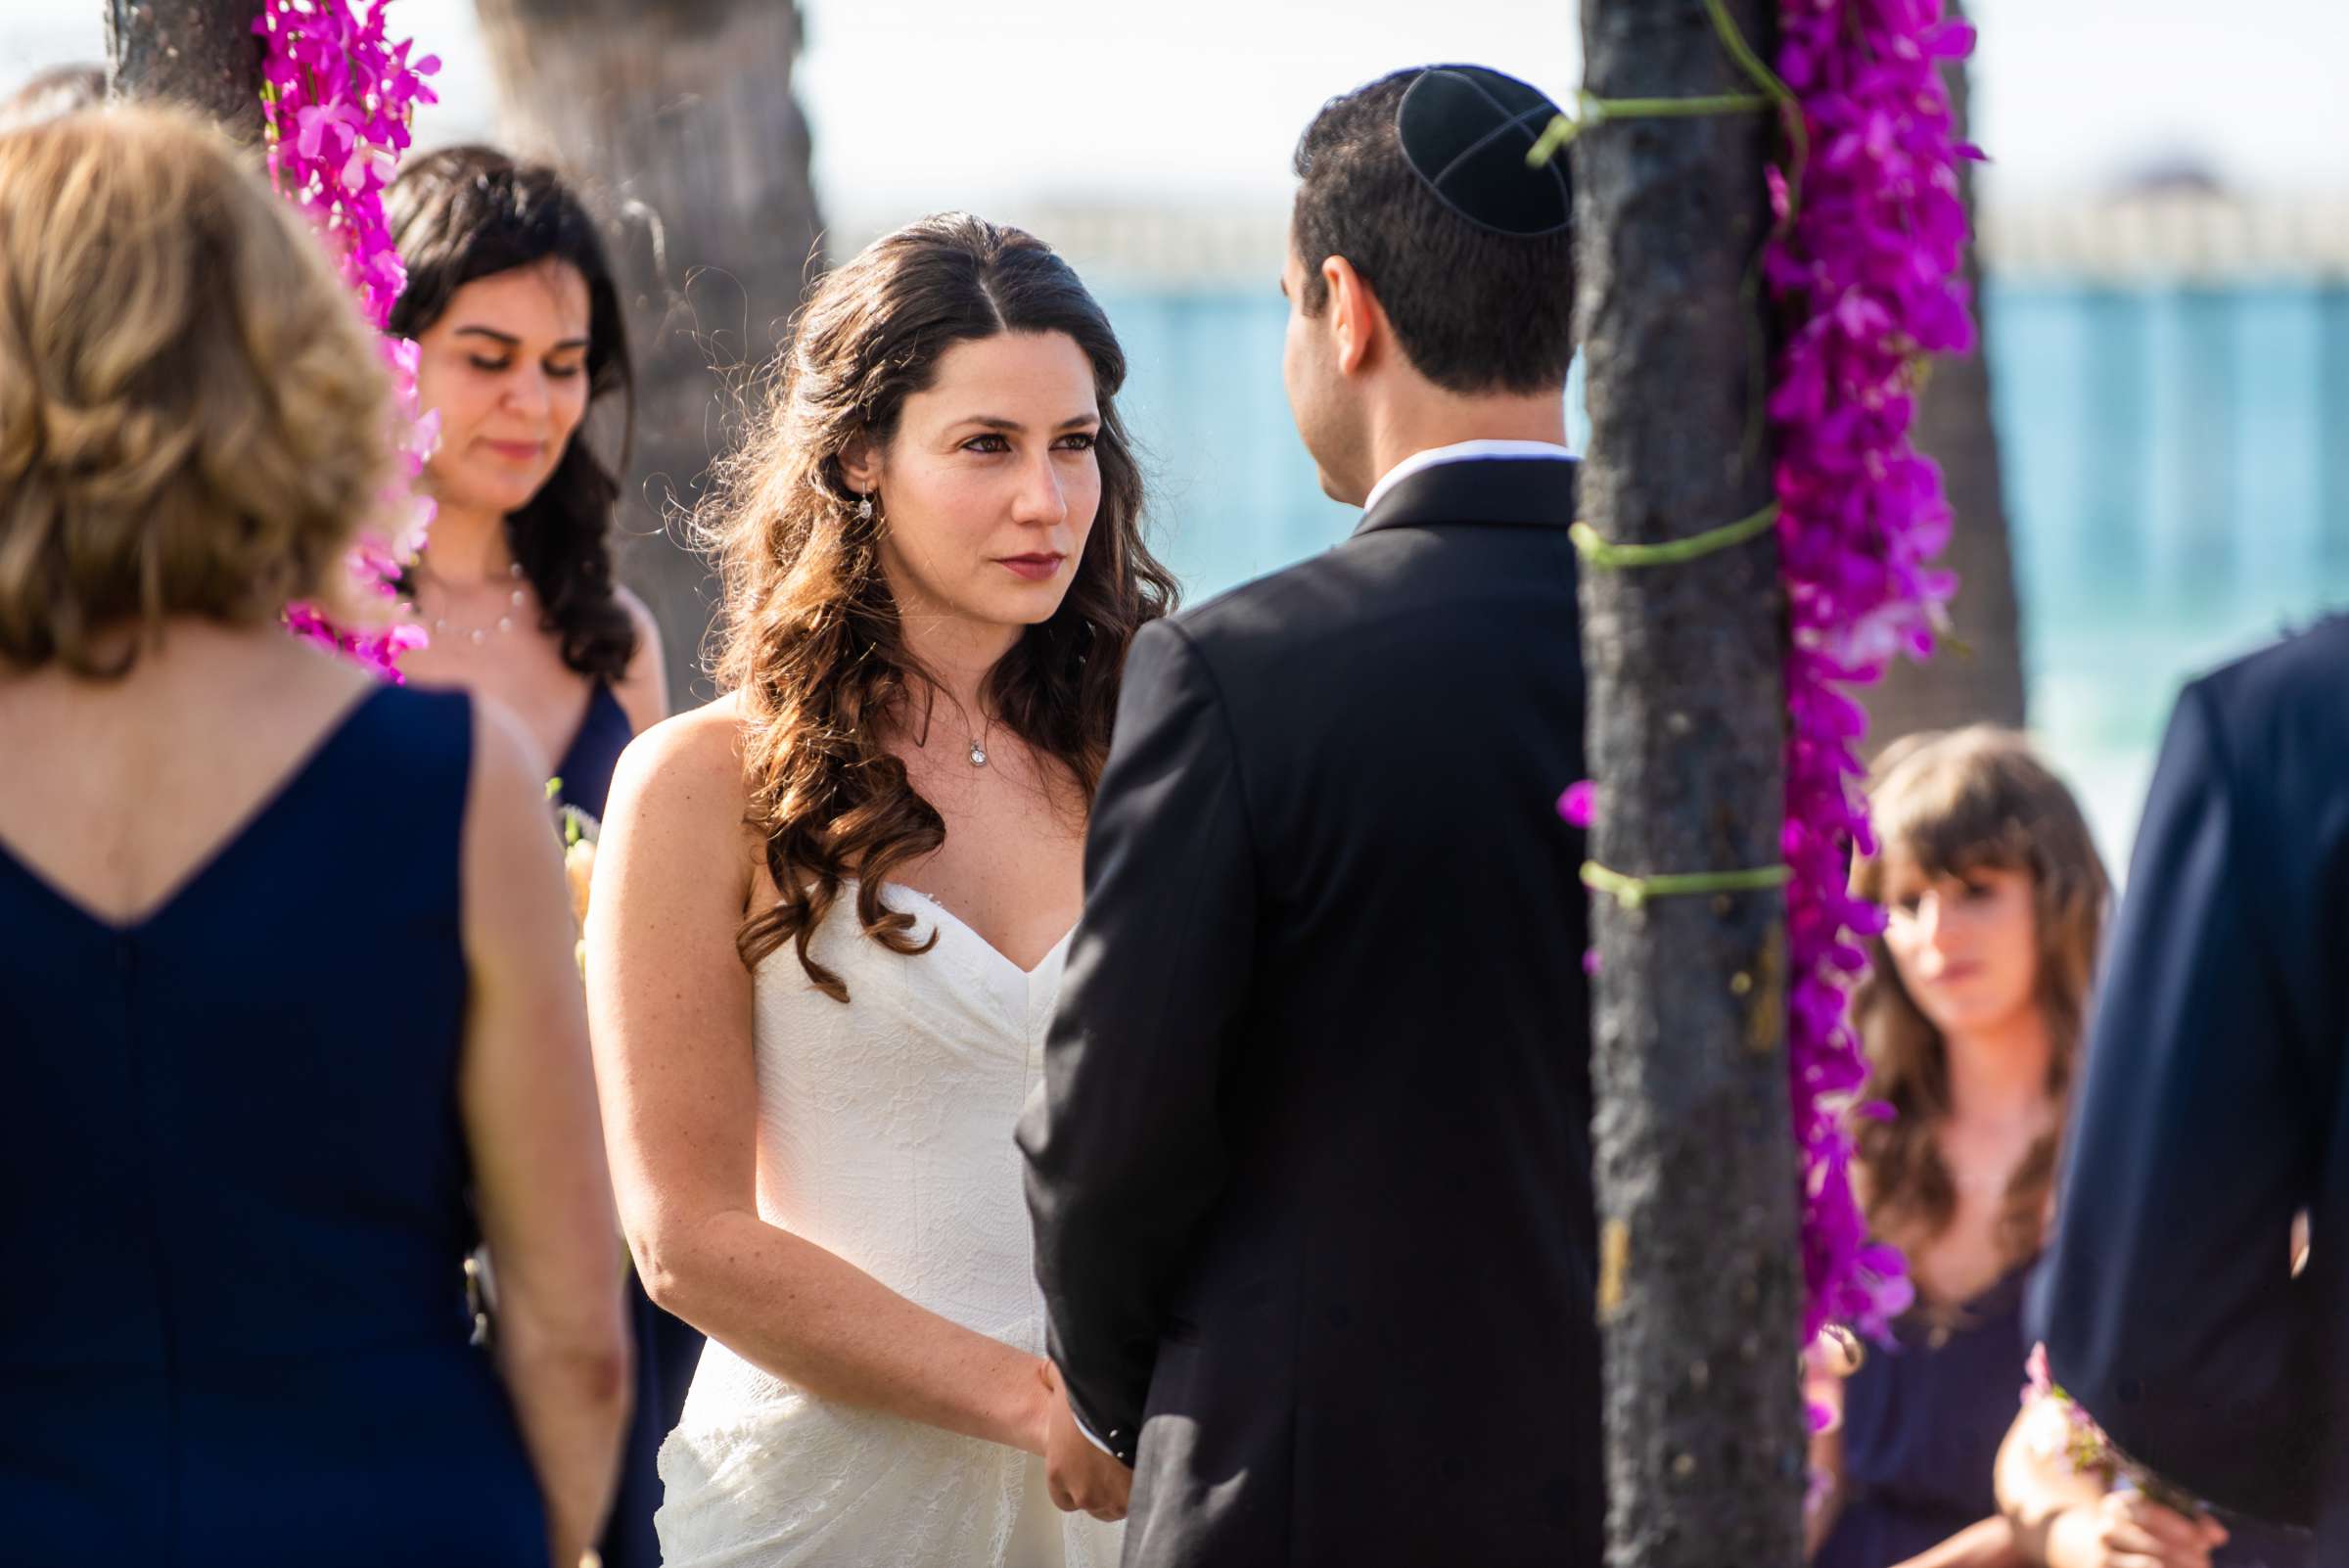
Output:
[
  {"xmin": 0, "ymin": 106, "xmax": 392, "ymax": 674},
  {"xmin": 1849, "ymin": 726, "xmax": 2109, "ymax": 1269}
]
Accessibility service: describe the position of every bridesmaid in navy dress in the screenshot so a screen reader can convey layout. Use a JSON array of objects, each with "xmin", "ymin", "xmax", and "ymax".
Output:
[
  {"xmin": 385, "ymin": 146, "xmax": 684, "ymax": 1568},
  {"xmin": 0, "ymin": 108, "xmax": 629, "ymax": 1564},
  {"xmin": 385, "ymin": 145, "xmax": 665, "ymax": 817},
  {"xmin": 1811, "ymin": 730, "xmax": 2109, "ymax": 1568}
]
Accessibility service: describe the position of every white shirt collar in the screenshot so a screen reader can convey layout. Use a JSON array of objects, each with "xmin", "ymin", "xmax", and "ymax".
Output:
[{"xmin": 1360, "ymin": 438, "xmax": 1576, "ymax": 516}]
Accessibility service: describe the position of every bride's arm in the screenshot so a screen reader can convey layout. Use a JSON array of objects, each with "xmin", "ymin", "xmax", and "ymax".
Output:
[{"xmin": 585, "ymin": 706, "xmax": 1056, "ymax": 1455}]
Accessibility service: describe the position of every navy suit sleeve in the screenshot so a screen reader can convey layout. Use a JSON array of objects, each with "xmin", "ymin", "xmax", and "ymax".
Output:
[
  {"xmin": 2029, "ymin": 679, "xmax": 2323, "ymax": 1524},
  {"xmin": 1018, "ymin": 618, "xmax": 1257, "ymax": 1464}
]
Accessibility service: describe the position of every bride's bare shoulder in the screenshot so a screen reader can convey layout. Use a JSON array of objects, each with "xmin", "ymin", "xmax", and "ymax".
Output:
[{"xmin": 608, "ymin": 692, "xmax": 751, "ymax": 826}]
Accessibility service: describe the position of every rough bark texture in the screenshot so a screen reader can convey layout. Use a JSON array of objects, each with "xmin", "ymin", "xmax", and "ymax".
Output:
[
  {"xmin": 1860, "ymin": 0, "xmax": 2027, "ymax": 748},
  {"xmin": 475, "ymin": 0, "xmax": 825, "ymax": 708},
  {"xmin": 105, "ymin": 0, "xmax": 266, "ymax": 146},
  {"xmin": 1575, "ymin": 3, "xmax": 1805, "ymax": 1564}
]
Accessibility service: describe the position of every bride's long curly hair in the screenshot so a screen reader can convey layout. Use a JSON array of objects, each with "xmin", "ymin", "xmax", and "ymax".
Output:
[
  {"xmin": 1848, "ymin": 727, "xmax": 2109, "ymax": 1274},
  {"xmin": 705, "ymin": 213, "xmax": 1176, "ymax": 996}
]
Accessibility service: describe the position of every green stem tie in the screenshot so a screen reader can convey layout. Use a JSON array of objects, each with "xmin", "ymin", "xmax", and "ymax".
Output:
[
  {"xmin": 1583, "ymin": 860, "xmax": 1792, "ymax": 911},
  {"xmin": 1527, "ymin": 87, "xmax": 1772, "ymax": 166},
  {"xmin": 1699, "ymin": 0, "xmax": 1809, "ymax": 215},
  {"xmin": 1701, "ymin": 0, "xmax": 1798, "ymax": 112},
  {"xmin": 1571, "ymin": 501, "xmax": 1779, "ymax": 570},
  {"xmin": 1525, "ymin": 0, "xmax": 1809, "ymax": 208}
]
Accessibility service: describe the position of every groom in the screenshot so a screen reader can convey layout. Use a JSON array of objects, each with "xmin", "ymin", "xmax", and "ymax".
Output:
[{"xmin": 1020, "ymin": 66, "xmax": 1601, "ymax": 1566}]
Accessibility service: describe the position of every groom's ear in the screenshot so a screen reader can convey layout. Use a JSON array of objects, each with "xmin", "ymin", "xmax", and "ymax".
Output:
[{"xmin": 1320, "ymin": 254, "xmax": 1387, "ymax": 379}]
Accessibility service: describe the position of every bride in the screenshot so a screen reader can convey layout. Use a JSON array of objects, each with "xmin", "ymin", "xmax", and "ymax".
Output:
[{"xmin": 584, "ymin": 213, "xmax": 1175, "ymax": 1567}]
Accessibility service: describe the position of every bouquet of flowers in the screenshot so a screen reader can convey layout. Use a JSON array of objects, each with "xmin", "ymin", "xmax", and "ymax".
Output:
[
  {"xmin": 548, "ymin": 780, "xmax": 598, "ymax": 972},
  {"xmin": 2021, "ymin": 1342, "xmax": 2203, "ymax": 1516}
]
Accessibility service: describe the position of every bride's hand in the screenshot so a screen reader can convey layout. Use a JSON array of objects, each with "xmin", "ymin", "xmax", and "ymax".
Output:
[{"xmin": 1037, "ymin": 1360, "xmax": 1132, "ymax": 1521}]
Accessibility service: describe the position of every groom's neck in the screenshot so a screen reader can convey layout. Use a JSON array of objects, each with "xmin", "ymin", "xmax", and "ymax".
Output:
[{"xmin": 1361, "ymin": 383, "xmax": 1570, "ymax": 492}]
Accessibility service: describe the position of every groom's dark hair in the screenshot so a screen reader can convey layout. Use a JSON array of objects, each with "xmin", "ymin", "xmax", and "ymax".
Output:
[{"xmin": 1291, "ymin": 69, "xmax": 1576, "ymax": 395}]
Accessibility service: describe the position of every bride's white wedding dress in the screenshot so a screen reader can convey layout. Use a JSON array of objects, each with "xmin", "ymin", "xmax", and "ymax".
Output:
[{"xmin": 654, "ymin": 879, "xmax": 1123, "ymax": 1568}]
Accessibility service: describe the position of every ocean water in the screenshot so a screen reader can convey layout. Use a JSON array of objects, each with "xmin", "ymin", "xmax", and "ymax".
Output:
[
  {"xmin": 1094, "ymin": 282, "xmax": 2349, "ymax": 874},
  {"xmin": 1993, "ymin": 282, "xmax": 2349, "ymax": 870}
]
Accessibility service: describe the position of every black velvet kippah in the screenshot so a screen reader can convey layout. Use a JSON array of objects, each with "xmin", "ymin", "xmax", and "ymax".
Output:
[{"xmin": 1396, "ymin": 65, "xmax": 1572, "ymax": 239}]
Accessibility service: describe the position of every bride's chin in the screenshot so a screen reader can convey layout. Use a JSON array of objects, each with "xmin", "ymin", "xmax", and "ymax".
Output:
[{"xmin": 976, "ymin": 596, "xmax": 1074, "ymax": 631}]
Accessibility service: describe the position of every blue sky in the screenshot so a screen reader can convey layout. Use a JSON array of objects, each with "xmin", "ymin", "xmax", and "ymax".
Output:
[{"xmin": 3, "ymin": 0, "xmax": 2339, "ymax": 206}]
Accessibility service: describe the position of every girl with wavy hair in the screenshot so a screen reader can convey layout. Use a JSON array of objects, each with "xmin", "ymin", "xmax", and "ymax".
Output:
[
  {"xmin": 586, "ymin": 212, "xmax": 1174, "ymax": 1567},
  {"xmin": 1810, "ymin": 727, "xmax": 2108, "ymax": 1568},
  {"xmin": 0, "ymin": 109, "xmax": 627, "ymax": 1565}
]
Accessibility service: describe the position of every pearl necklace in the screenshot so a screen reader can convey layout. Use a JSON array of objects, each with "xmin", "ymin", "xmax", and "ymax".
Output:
[{"xmin": 414, "ymin": 561, "xmax": 528, "ymax": 649}]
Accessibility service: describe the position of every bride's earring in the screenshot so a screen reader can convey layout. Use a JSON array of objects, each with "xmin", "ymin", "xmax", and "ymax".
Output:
[{"xmin": 856, "ymin": 491, "xmax": 876, "ymax": 524}]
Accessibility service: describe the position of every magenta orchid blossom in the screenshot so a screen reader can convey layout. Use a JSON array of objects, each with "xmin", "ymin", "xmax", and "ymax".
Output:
[
  {"xmin": 1771, "ymin": 0, "xmax": 1975, "ymax": 1350},
  {"xmin": 257, "ymin": 0, "xmax": 439, "ymax": 679}
]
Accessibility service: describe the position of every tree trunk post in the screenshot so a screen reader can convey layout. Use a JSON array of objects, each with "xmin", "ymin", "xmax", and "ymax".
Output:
[
  {"xmin": 105, "ymin": 0, "xmax": 266, "ymax": 145},
  {"xmin": 475, "ymin": 0, "xmax": 825, "ymax": 710},
  {"xmin": 1574, "ymin": 2, "xmax": 1805, "ymax": 1563}
]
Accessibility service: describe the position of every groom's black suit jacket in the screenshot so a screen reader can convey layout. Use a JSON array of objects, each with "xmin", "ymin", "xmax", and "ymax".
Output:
[
  {"xmin": 1020, "ymin": 456, "xmax": 1602, "ymax": 1568},
  {"xmin": 2029, "ymin": 617, "xmax": 2349, "ymax": 1545}
]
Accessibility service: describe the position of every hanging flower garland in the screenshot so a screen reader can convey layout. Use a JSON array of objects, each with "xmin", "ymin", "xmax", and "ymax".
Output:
[
  {"xmin": 1765, "ymin": 0, "xmax": 1976, "ymax": 1352},
  {"xmin": 1553, "ymin": 0, "xmax": 1978, "ymax": 1359},
  {"xmin": 256, "ymin": 0, "xmax": 440, "ymax": 679}
]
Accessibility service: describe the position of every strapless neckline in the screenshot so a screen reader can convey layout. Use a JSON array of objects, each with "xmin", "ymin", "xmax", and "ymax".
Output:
[{"xmin": 855, "ymin": 877, "xmax": 1075, "ymax": 980}]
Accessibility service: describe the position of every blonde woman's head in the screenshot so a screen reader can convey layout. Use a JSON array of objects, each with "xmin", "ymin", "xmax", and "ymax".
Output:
[{"xmin": 0, "ymin": 106, "xmax": 392, "ymax": 674}]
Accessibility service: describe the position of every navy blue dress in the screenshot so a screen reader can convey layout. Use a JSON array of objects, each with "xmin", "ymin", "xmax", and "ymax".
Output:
[
  {"xmin": 551, "ymin": 680, "xmax": 632, "ymax": 831},
  {"xmin": 1819, "ymin": 1257, "xmax": 2313, "ymax": 1568},
  {"xmin": 558, "ymin": 682, "xmax": 705, "ymax": 1568},
  {"xmin": 1819, "ymin": 1264, "xmax": 2033, "ymax": 1568},
  {"xmin": 0, "ymin": 684, "xmax": 547, "ymax": 1565}
]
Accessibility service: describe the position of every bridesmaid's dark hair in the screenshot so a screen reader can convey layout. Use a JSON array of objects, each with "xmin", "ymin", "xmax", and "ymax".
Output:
[{"xmin": 386, "ymin": 145, "xmax": 637, "ymax": 682}]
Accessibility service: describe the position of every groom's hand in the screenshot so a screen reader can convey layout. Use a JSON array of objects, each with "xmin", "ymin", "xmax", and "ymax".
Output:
[{"xmin": 1040, "ymin": 1360, "xmax": 1132, "ymax": 1521}]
